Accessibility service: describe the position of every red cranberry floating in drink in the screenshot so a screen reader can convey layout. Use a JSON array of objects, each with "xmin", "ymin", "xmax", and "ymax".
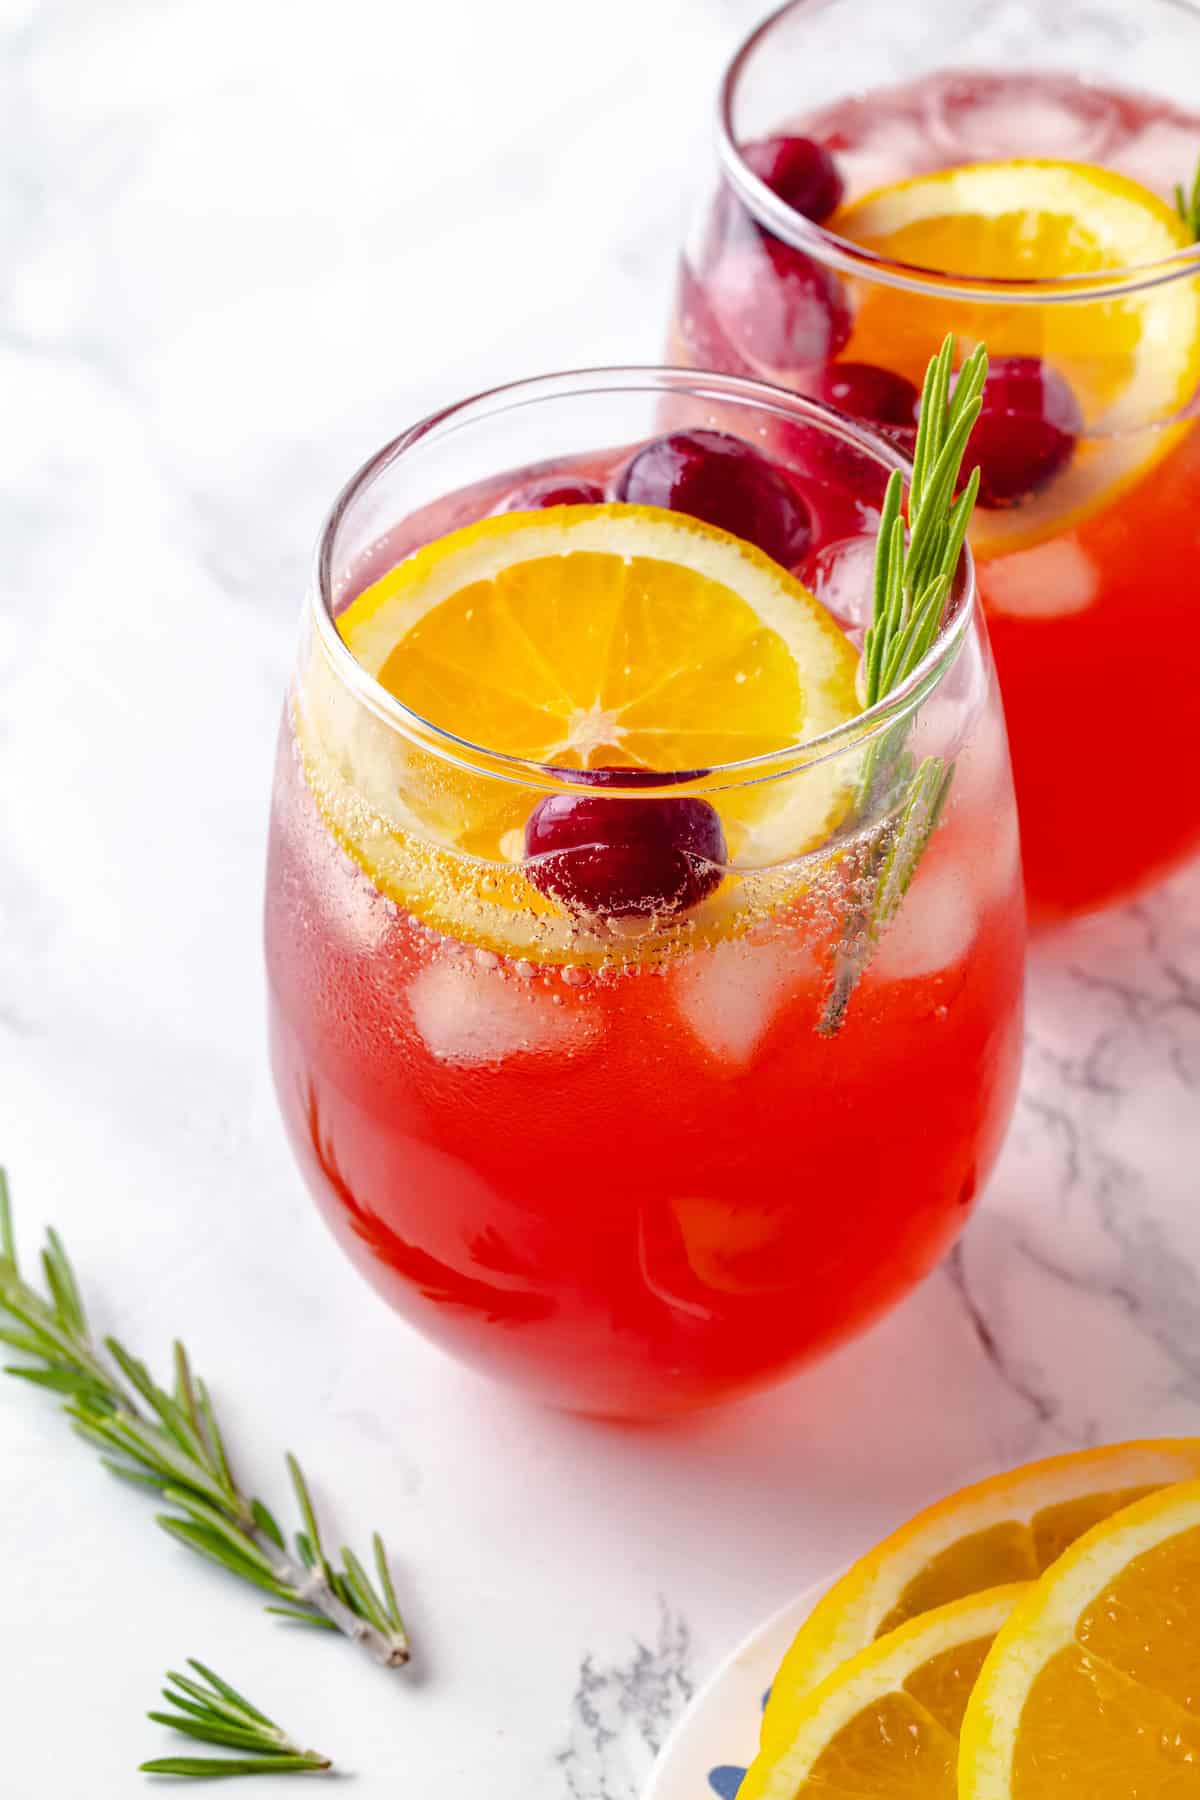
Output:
[
  {"xmin": 959, "ymin": 355, "xmax": 1083, "ymax": 509},
  {"xmin": 524, "ymin": 768, "xmax": 727, "ymax": 918},
  {"xmin": 742, "ymin": 134, "xmax": 845, "ymax": 224},
  {"xmin": 813, "ymin": 361, "xmax": 921, "ymax": 444},
  {"xmin": 765, "ymin": 412, "xmax": 892, "ymax": 539},
  {"xmin": 614, "ymin": 429, "xmax": 813, "ymax": 567},
  {"xmin": 502, "ymin": 475, "xmax": 607, "ymax": 510}
]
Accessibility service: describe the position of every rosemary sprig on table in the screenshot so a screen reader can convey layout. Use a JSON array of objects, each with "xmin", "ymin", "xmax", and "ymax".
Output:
[
  {"xmin": 1175, "ymin": 158, "xmax": 1200, "ymax": 241},
  {"xmin": 0, "ymin": 1171, "xmax": 410, "ymax": 1671},
  {"xmin": 819, "ymin": 337, "xmax": 987, "ymax": 1035},
  {"xmin": 142, "ymin": 1660, "xmax": 333, "ymax": 1780}
]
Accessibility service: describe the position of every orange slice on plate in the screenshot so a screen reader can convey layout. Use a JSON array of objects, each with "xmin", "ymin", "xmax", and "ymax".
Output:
[
  {"xmin": 759, "ymin": 1438, "xmax": 1200, "ymax": 1750},
  {"xmin": 740, "ymin": 1585, "xmax": 1026, "ymax": 1799}
]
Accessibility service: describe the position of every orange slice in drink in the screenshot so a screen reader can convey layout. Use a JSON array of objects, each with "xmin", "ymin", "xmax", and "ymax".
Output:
[
  {"xmin": 960, "ymin": 1479, "xmax": 1200, "ymax": 1798},
  {"xmin": 759, "ymin": 1438, "xmax": 1200, "ymax": 1750},
  {"xmin": 834, "ymin": 159, "xmax": 1200, "ymax": 555},
  {"xmin": 297, "ymin": 504, "xmax": 861, "ymax": 957}
]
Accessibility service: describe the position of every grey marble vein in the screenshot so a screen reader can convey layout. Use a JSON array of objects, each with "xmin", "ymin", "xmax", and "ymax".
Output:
[{"xmin": 558, "ymin": 1604, "xmax": 695, "ymax": 1800}]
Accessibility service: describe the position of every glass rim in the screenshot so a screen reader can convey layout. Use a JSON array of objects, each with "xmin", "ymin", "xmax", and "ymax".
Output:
[
  {"xmin": 717, "ymin": 0, "xmax": 1200, "ymax": 302},
  {"xmin": 310, "ymin": 363, "xmax": 977, "ymax": 797}
]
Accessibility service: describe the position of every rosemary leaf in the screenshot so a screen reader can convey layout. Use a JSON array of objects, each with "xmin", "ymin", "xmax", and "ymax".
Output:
[
  {"xmin": 195, "ymin": 1377, "xmax": 238, "ymax": 1499},
  {"xmin": 339, "ymin": 1546, "xmax": 391, "ymax": 1635},
  {"xmin": 157, "ymin": 1517, "xmax": 295, "ymax": 1598},
  {"xmin": 4, "ymin": 1363, "xmax": 111, "ymax": 1402},
  {"xmin": 140, "ymin": 1757, "xmax": 330, "ymax": 1777},
  {"xmin": 286, "ymin": 1455, "xmax": 332, "ymax": 1583},
  {"xmin": 189, "ymin": 1661, "xmax": 277, "ymax": 1728},
  {"xmin": 147, "ymin": 1715, "xmax": 281, "ymax": 1753},
  {"xmin": 0, "ymin": 1167, "xmax": 16, "ymax": 1269},
  {"xmin": 159, "ymin": 1488, "xmax": 286, "ymax": 1579},
  {"xmin": 0, "ymin": 1325, "xmax": 52, "ymax": 1357},
  {"xmin": 265, "ymin": 1606, "xmax": 339, "ymax": 1631},
  {"xmin": 252, "ymin": 1498, "xmax": 287, "ymax": 1552},
  {"xmin": 1176, "ymin": 157, "xmax": 1200, "ymax": 241},
  {"xmin": 159, "ymin": 1691, "xmax": 229, "ymax": 1726},
  {"xmin": 374, "ymin": 1532, "xmax": 407, "ymax": 1636},
  {"xmin": 99, "ymin": 1455, "xmax": 173, "ymax": 1493}
]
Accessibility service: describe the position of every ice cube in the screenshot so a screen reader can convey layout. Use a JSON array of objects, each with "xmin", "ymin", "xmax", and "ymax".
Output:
[
  {"xmin": 409, "ymin": 954, "xmax": 596, "ymax": 1066},
  {"xmin": 676, "ymin": 934, "xmax": 817, "ymax": 1065},
  {"xmin": 802, "ymin": 534, "xmax": 877, "ymax": 645},
  {"xmin": 1113, "ymin": 116, "xmax": 1200, "ymax": 201},
  {"xmin": 973, "ymin": 806, "xmax": 1023, "ymax": 910},
  {"xmin": 813, "ymin": 99, "xmax": 944, "ymax": 198},
  {"xmin": 979, "ymin": 537, "xmax": 1099, "ymax": 619},
  {"xmin": 926, "ymin": 71, "xmax": 1123, "ymax": 163},
  {"xmin": 950, "ymin": 700, "xmax": 1013, "ymax": 817},
  {"xmin": 871, "ymin": 861, "xmax": 977, "ymax": 982}
]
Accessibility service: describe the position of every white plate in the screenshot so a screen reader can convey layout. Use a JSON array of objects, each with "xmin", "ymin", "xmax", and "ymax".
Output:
[{"xmin": 644, "ymin": 1579, "xmax": 830, "ymax": 1800}]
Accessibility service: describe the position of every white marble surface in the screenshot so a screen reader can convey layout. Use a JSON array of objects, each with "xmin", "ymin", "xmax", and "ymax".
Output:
[{"xmin": 3, "ymin": 0, "xmax": 1200, "ymax": 1793}]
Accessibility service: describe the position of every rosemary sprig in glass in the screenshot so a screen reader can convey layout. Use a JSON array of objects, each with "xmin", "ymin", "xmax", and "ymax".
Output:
[
  {"xmin": 0, "ymin": 1171, "xmax": 410, "ymax": 1670},
  {"xmin": 819, "ymin": 336, "xmax": 987, "ymax": 1034},
  {"xmin": 1175, "ymin": 157, "xmax": 1200, "ymax": 241},
  {"xmin": 141, "ymin": 1660, "xmax": 333, "ymax": 1780}
]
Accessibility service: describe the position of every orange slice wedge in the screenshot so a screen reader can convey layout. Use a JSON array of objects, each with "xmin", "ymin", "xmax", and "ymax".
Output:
[
  {"xmin": 296, "ymin": 504, "xmax": 861, "ymax": 958},
  {"xmin": 834, "ymin": 159, "xmax": 1200, "ymax": 555}
]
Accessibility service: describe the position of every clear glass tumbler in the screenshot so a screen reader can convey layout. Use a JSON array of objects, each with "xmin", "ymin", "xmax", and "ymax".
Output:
[{"xmin": 264, "ymin": 367, "xmax": 1025, "ymax": 1419}]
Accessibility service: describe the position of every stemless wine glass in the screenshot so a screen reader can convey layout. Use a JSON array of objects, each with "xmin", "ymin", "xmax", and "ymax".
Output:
[
  {"xmin": 264, "ymin": 367, "xmax": 1025, "ymax": 1420},
  {"xmin": 670, "ymin": 0, "xmax": 1200, "ymax": 923}
]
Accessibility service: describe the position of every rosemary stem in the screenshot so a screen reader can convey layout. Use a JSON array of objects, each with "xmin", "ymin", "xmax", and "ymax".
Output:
[{"xmin": 279, "ymin": 1554, "xmax": 408, "ymax": 1667}]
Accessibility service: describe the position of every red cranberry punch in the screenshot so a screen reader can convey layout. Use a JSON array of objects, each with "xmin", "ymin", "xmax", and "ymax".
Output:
[{"xmin": 265, "ymin": 366, "xmax": 1024, "ymax": 1418}]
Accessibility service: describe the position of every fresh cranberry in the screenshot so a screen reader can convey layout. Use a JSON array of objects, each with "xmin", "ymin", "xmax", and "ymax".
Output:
[
  {"xmin": 960, "ymin": 356, "xmax": 1083, "ymax": 509},
  {"xmin": 812, "ymin": 361, "xmax": 921, "ymax": 441},
  {"xmin": 705, "ymin": 227, "xmax": 852, "ymax": 374},
  {"xmin": 765, "ymin": 415, "xmax": 891, "ymax": 544},
  {"xmin": 525, "ymin": 769, "xmax": 726, "ymax": 918},
  {"xmin": 614, "ymin": 429, "xmax": 812, "ymax": 566},
  {"xmin": 792, "ymin": 470, "xmax": 887, "ymax": 553},
  {"xmin": 742, "ymin": 134, "xmax": 844, "ymax": 224},
  {"xmin": 502, "ymin": 475, "xmax": 607, "ymax": 510}
]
